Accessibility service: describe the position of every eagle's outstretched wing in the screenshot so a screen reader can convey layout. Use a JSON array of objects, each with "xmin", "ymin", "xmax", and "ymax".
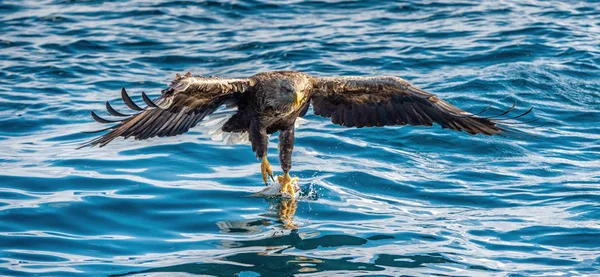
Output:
[
  {"xmin": 310, "ymin": 76, "xmax": 511, "ymax": 135},
  {"xmin": 79, "ymin": 73, "xmax": 255, "ymax": 148}
]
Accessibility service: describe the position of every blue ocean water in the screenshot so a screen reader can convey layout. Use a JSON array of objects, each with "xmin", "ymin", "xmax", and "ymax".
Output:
[{"xmin": 1, "ymin": 0, "xmax": 600, "ymax": 276}]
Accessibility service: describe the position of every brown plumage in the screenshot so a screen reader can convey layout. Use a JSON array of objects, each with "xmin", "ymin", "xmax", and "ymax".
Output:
[
  {"xmin": 80, "ymin": 73, "xmax": 255, "ymax": 148},
  {"xmin": 310, "ymin": 76, "xmax": 503, "ymax": 135},
  {"xmin": 80, "ymin": 70, "xmax": 529, "ymax": 197}
]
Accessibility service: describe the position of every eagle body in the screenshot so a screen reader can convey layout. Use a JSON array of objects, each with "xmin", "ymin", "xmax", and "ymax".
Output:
[
  {"xmin": 82, "ymin": 70, "xmax": 513, "ymax": 198},
  {"xmin": 222, "ymin": 71, "xmax": 312, "ymax": 135},
  {"xmin": 221, "ymin": 71, "xmax": 313, "ymax": 173}
]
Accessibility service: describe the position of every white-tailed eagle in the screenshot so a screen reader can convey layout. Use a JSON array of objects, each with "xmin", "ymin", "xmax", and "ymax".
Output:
[{"xmin": 80, "ymin": 71, "xmax": 531, "ymax": 198}]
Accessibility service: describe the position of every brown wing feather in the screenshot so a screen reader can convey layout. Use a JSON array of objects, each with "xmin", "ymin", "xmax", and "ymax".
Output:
[
  {"xmin": 79, "ymin": 73, "xmax": 255, "ymax": 148},
  {"xmin": 310, "ymin": 76, "xmax": 501, "ymax": 135}
]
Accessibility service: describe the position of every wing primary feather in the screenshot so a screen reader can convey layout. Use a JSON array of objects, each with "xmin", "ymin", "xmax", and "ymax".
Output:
[
  {"xmin": 158, "ymin": 110, "xmax": 186, "ymax": 137},
  {"xmin": 351, "ymin": 102, "xmax": 363, "ymax": 127},
  {"xmin": 443, "ymin": 119, "xmax": 462, "ymax": 132},
  {"xmin": 97, "ymin": 117, "xmax": 141, "ymax": 147},
  {"xmin": 170, "ymin": 111, "xmax": 192, "ymax": 136},
  {"xmin": 148, "ymin": 96, "xmax": 185, "ymax": 137},
  {"xmin": 123, "ymin": 111, "xmax": 156, "ymax": 139},
  {"xmin": 410, "ymin": 103, "xmax": 433, "ymax": 126},
  {"xmin": 402, "ymin": 103, "xmax": 419, "ymax": 125},
  {"xmin": 177, "ymin": 113, "xmax": 200, "ymax": 135},
  {"xmin": 333, "ymin": 105, "xmax": 345, "ymax": 125},
  {"xmin": 451, "ymin": 119, "xmax": 475, "ymax": 134},
  {"xmin": 466, "ymin": 119, "xmax": 496, "ymax": 135},
  {"xmin": 364, "ymin": 103, "xmax": 378, "ymax": 127},
  {"xmin": 146, "ymin": 112, "xmax": 174, "ymax": 138},
  {"xmin": 344, "ymin": 108, "xmax": 354, "ymax": 127},
  {"xmin": 191, "ymin": 105, "xmax": 216, "ymax": 128},
  {"xmin": 391, "ymin": 101, "xmax": 408, "ymax": 125},
  {"xmin": 91, "ymin": 111, "xmax": 120, "ymax": 124},
  {"xmin": 132, "ymin": 110, "xmax": 165, "ymax": 139},
  {"xmin": 76, "ymin": 136, "xmax": 103, "ymax": 149},
  {"xmin": 485, "ymin": 101, "xmax": 517, "ymax": 119},
  {"xmin": 493, "ymin": 107, "xmax": 534, "ymax": 121},
  {"xmin": 409, "ymin": 103, "xmax": 427, "ymax": 125},
  {"xmin": 457, "ymin": 104, "xmax": 493, "ymax": 118},
  {"xmin": 383, "ymin": 102, "xmax": 398, "ymax": 125},
  {"xmin": 190, "ymin": 111, "xmax": 206, "ymax": 127},
  {"xmin": 153, "ymin": 113, "xmax": 177, "ymax": 137},
  {"xmin": 171, "ymin": 112, "xmax": 197, "ymax": 135},
  {"xmin": 376, "ymin": 105, "xmax": 388, "ymax": 126},
  {"xmin": 106, "ymin": 101, "xmax": 130, "ymax": 117},
  {"xmin": 81, "ymin": 125, "xmax": 117, "ymax": 134},
  {"xmin": 175, "ymin": 115, "xmax": 193, "ymax": 135},
  {"xmin": 121, "ymin": 87, "xmax": 144, "ymax": 111},
  {"xmin": 142, "ymin": 91, "xmax": 162, "ymax": 109}
]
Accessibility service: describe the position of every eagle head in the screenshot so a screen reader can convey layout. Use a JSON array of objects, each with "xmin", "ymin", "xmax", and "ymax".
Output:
[{"xmin": 270, "ymin": 77, "xmax": 310, "ymax": 111}]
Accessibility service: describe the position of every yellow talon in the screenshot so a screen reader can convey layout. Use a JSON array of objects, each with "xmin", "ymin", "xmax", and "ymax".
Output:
[
  {"xmin": 278, "ymin": 172, "xmax": 299, "ymax": 197},
  {"xmin": 260, "ymin": 156, "xmax": 274, "ymax": 186}
]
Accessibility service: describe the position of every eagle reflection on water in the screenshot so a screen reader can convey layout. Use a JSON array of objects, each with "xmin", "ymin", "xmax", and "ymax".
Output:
[{"xmin": 217, "ymin": 197, "xmax": 299, "ymax": 232}]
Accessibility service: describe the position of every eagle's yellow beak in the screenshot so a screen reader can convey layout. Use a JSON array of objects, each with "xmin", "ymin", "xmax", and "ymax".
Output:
[{"xmin": 293, "ymin": 93, "xmax": 301, "ymax": 108}]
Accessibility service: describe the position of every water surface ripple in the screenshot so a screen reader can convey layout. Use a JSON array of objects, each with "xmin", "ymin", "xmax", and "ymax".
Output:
[{"xmin": 1, "ymin": 0, "xmax": 600, "ymax": 276}]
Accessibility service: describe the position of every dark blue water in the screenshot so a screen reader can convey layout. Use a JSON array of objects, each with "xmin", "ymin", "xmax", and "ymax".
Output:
[{"xmin": 1, "ymin": 0, "xmax": 600, "ymax": 276}]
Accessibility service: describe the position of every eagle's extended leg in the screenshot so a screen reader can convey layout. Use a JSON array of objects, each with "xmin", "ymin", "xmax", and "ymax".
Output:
[
  {"xmin": 278, "ymin": 124, "xmax": 298, "ymax": 197},
  {"xmin": 250, "ymin": 121, "xmax": 274, "ymax": 185},
  {"xmin": 261, "ymin": 156, "xmax": 274, "ymax": 185}
]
